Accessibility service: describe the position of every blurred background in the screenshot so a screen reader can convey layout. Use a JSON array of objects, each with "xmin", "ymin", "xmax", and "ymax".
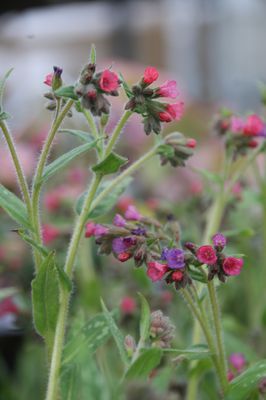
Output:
[{"xmin": 1, "ymin": 1, "xmax": 266, "ymax": 399}]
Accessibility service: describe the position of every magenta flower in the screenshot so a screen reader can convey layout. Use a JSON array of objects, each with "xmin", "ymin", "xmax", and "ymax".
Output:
[
  {"xmin": 227, "ymin": 370, "xmax": 235, "ymax": 382},
  {"xmin": 229, "ymin": 353, "xmax": 246, "ymax": 372},
  {"xmin": 117, "ymin": 252, "xmax": 132, "ymax": 262},
  {"xmin": 186, "ymin": 138, "xmax": 197, "ymax": 148},
  {"xmin": 171, "ymin": 270, "xmax": 184, "ymax": 282},
  {"xmin": 243, "ymin": 114, "xmax": 264, "ymax": 136},
  {"xmin": 143, "ymin": 66, "xmax": 159, "ymax": 85},
  {"xmin": 230, "ymin": 116, "xmax": 244, "ymax": 133},
  {"xmin": 124, "ymin": 205, "xmax": 142, "ymax": 221},
  {"xmin": 157, "ymin": 80, "xmax": 179, "ymax": 99},
  {"xmin": 94, "ymin": 224, "xmax": 109, "ymax": 238},
  {"xmin": 42, "ymin": 224, "xmax": 60, "ymax": 245},
  {"xmin": 163, "ymin": 248, "xmax": 185, "ymax": 269},
  {"xmin": 196, "ymin": 245, "xmax": 217, "ymax": 265},
  {"xmin": 222, "ymin": 257, "xmax": 243, "ymax": 276},
  {"xmin": 99, "ymin": 69, "xmax": 120, "ymax": 92},
  {"xmin": 212, "ymin": 233, "xmax": 227, "ymax": 249},
  {"xmin": 120, "ymin": 296, "xmax": 136, "ymax": 315},
  {"xmin": 112, "ymin": 237, "xmax": 135, "ymax": 254},
  {"xmin": 85, "ymin": 222, "xmax": 96, "ymax": 238},
  {"xmin": 159, "ymin": 102, "xmax": 184, "ymax": 122},
  {"xmin": 147, "ymin": 261, "xmax": 168, "ymax": 282},
  {"xmin": 113, "ymin": 213, "xmax": 127, "ymax": 227},
  {"xmin": 44, "ymin": 72, "xmax": 53, "ymax": 87}
]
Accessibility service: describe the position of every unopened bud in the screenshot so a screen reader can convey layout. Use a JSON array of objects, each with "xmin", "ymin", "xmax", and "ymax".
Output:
[{"xmin": 124, "ymin": 335, "xmax": 136, "ymax": 357}]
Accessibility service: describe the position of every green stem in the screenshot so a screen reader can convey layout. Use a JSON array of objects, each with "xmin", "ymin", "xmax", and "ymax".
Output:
[
  {"xmin": 31, "ymin": 100, "xmax": 74, "ymax": 269},
  {"xmin": 104, "ymin": 110, "xmax": 132, "ymax": 156},
  {"xmin": 83, "ymin": 109, "xmax": 99, "ymax": 140}
]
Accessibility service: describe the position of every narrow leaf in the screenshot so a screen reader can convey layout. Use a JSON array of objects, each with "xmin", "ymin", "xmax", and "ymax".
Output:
[
  {"xmin": 101, "ymin": 299, "xmax": 129, "ymax": 366},
  {"xmin": 55, "ymin": 264, "xmax": 72, "ymax": 293},
  {"xmin": 92, "ymin": 152, "xmax": 128, "ymax": 175},
  {"xmin": 61, "ymin": 364, "xmax": 81, "ymax": 400},
  {"xmin": 90, "ymin": 44, "xmax": 96, "ymax": 64},
  {"xmin": 75, "ymin": 177, "xmax": 132, "ymax": 219},
  {"xmin": 125, "ymin": 348, "xmax": 162, "ymax": 379},
  {"xmin": 119, "ymin": 72, "xmax": 132, "ymax": 99},
  {"xmin": 31, "ymin": 253, "xmax": 59, "ymax": 338},
  {"xmin": 0, "ymin": 68, "xmax": 13, "ymax": 111},
  {"xmin": 138, "ymin": 293, "xmax": 151, "ymax": 344},
  {"xmin": 59, "ymin": 128, "xmax": 94, "ymax": 143},
  {"xmin": 18, "ymin": 229, "xmax": 49, "ymax": 256},
  {"xmin": 163, "ymin": 344, "xmax": 211, "ymax": 360},
  {"xmin": 54, "ymin": 85, "xmax": 78, "ymax": 100},
  {"xmin": 41, "ymin": 141, "xmax": 98, "ymax": 183},
  {"xmin": 0, "ymin": 184, "xmax": 31, "ymax": 229}
]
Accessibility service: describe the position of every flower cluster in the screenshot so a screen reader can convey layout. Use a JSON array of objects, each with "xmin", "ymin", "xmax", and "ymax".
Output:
[
  {"xmin": 85, "ymin": 204, "xmax": 244, "ymax": 290},
  {"xmin": 215, "ymin": 110, "xmax": 266, "ymax": 157},
  {"xmin": 44, "ymin": 66, "xmax": 72, "ymax": 116},
  {"xmin": 157, "ymin": 132, "xmax": 196, "ymax": 167},
  {"xmin": 150, "ymin": 310, "xmax": 175, "ymax": 348},
  {"xmin": 74, "ymin": 63, "xmax": 120, "ymax": 116},
  {"xmin": 124, "ymin": 66, "xmax": 184, "ymax": 135}
]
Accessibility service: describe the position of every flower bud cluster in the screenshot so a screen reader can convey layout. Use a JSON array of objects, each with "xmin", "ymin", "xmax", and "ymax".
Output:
[
  {"xmin": 85, "ymin": 204, "xmax": 244, "ymax": 290},
  {"xmin": 74, "ymin": 63, "xmax": 120, "ymax": 116},
  {"xmin": 150, "ymin": 310, "xmax": 175, "ymax": 348},
  {"xmin": 44, "ymin": 66, "xmax": 72, "ymax": 116},
  {"xmin": 157, "ymin": 132, "xmax": 196, "ymax": 167},
  {"xmin": 124, "ymin": 66, "xmax": 184, "ymax": 135}
]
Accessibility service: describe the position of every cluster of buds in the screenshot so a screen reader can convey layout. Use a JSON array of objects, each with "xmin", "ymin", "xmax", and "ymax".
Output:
[
  {"xmin": 124, "ymin": 66, "xmax": 184, "ymax": 135},
  {"xmin": 74, "ymin": 63, "xmax": 120, "ymax": 116},
  {"xmin": 150, "ymin": 310, "xmax": 175, "ymax": 348},
  {"xmin": 215, "ymin": 109, "xmax": 266, "ymax": 157},
  {"xmin": 85, "ymin": 204, "xmax": 244, "ymax": 290},
  {"xmin": 44, "ymin": 66, "xmax": 72, "ymax": 116},
  {"xmin": 157, "ymin": 132, "xmax": 196, "ymax": 167}
]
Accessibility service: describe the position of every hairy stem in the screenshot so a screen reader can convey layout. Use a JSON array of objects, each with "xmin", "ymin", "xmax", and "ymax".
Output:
[{"xmin": 104, "ymin": 110, "xmax": 132, "ymax": 156}]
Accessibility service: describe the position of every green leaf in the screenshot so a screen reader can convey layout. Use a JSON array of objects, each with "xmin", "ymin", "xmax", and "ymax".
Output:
[
  {"xmin": 163, "ymin": 344, "xmax": 211, "ymax": 361},
  {"xmin": 76, "ymin": 176, "xmax": 132, "ymax": 219},
  {"xmin": 138, "ymin": 293, "xmax": 151, "ymax": 345},
  {"xmin": 54, "ymin": 264, "xmax": 72, "ymax": 293},
  {"xmin": 101, "ymin": 299, "xmax": 129, "ymax": 366},
  {"xmin": 90, "ymin": 44, "xmax": 96, "ymax": 64},
  {"xmin": 18, "ymin": 229, "xmax": 49, "ymax": 256},
  {"xmin": 119, "ymin": 72, "xmax": 132, "ymax": 98},
  {"xmin": 61, "ymin": 364, "xmax": 81, "ymax": 400},
  {"xmin": 157, "ymin": 144, "xmax": 175, "ymax": 158},
  {"xmin": 31, "ymin": 253, "xmax": 59, "ymax": 338},
  {"xmin": 62, "ymin": 312, "xmax": 116, "ymax": 366},
  {"xmin": 59, "ymin": 128, "xmax": 94, "ymax": 143},
  {"xmin": 92, "ymin": 152, "xmax": 128, "ymax": 175},
  {"xmin": 222, "ymin": 227, "xmax": 255, "ymax": 238},
  {"xmin": 54, "ymin": 85, "xmax": 78, "ymax": 100},
  {"xmin": 0, "ymin": 68, "xmax": 13, "ymax": 112},
  {"xmin": 188, "ymin": 267, "xmax": 207, "ymax": 283},
  {"xmin": 226, "ymin": 360, "xmax": 266, "ymax": 400},
  {"xmin": 0, "ymin": 184, "xmax": 31, "ymax": 229},
  {"xmin": 41, "ymin": 141, "xmax": 98, "ymax": 183},
  {"xmin": 125, "ymin": 348, "xmax": 162, "ymax": 379}
]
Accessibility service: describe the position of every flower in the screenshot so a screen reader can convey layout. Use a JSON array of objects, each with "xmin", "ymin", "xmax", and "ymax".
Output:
[
  {"xmin": 42, "ymin": 224, "xmax": 60, "ymax": 244},
  {"xmin": 171, "ymin": 270, "xmax": 184, "ymax": 281},
  {"xmin": 163, "ymin": 248, "xmax": 185, "ymax": 269},
  {"xmin": 99, "ymin": 69, "xmax": 120, "ymax": 92},
  {"xmin": 44, "ymin": 73, "xmax": 53, "ymax": 86},
  {"xmin": 143, "ymin": 66, "xmax": 159, "ymax": 84},
  {"xmin": 212, "ymin": 233, "xmax": 227, "ymax": 249},
  {"xmin": 186, "ymin": 138, "xmax": 197, "ymax": 148},
  {"xmin": 112, "ymin": 237, "xmax": 135, "ymax": 254},
  {"xmin": 118, "ymin": 252, "xmax": 132, "ymax": 262},
  {"xmin": 94, "ymin": 224, "xmax": 109, "ymax": 238},
  {"xmin": 146, "ymin": 261, "xmax": 168, "ymax": 282},
  {"xmin": 157, "ymin": 80, "xmax": 179, "ymax": 99},
  {"xmin": 227, "ymin": 370, "xmax": 235, "ymax": 382},
  {"xmin": 230, "ymin": 116, "xmax": 244, "ymax": 133},
  {"xmin": 222, "ymin": 257, "xmax": 243, "ymax": 276},
  {"xmin": 229, "ymin": 353, "xmax": 246, "ymax": 372},
  {"xmin": 120, "ymin": 297, "xmax": 136, "ymax": 315},
  {"xmin": 124, "ymin": 205, "xmax": 142, "ymax": 221},
  {"xmin": 159, "ymin": 102, "xmax": 184, "ymax": 122},
  {"xmin": 85, "ymin": 222, "xmax": 96, "ymax": 238},
  {"xmin": 243, "ymin": 114, "xmax": 264, "ymax": 136},
  {"xmin": 113, "ymin": 214, "xmax": 127, "ymax": 227},
  {"xmin": 196, "ymin": 245, "xmax": 217, "ymax": 265}
]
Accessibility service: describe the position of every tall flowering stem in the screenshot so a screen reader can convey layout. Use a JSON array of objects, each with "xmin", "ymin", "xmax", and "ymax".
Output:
[{"xmin": 104, "ymin": 110, "xmax": 132, "ymax": 156}]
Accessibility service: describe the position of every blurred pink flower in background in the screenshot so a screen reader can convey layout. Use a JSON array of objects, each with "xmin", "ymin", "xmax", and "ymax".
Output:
[{"xmin": 120, "ymin": 296, "xmax": 136, "ymax": 315}]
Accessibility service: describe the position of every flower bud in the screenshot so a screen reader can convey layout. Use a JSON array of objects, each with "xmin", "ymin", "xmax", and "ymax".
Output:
[{"xmin": 124, "ymin": 335, "xmax": 136, "ymax": 357}]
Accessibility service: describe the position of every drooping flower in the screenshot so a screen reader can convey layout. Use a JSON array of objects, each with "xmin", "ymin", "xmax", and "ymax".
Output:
[
  {"xmin": 243, "ymin": 114, "xmax": 264, "ymax": 136},
  {"xmin": 143, "ymin": 66, "xmax": 159, "ymax": 85},
  {"xmin": 222, "ymin": 257, "xmax": 243, "ymax": 276},
  {"xmin": 163, "ymin": 248, "xmax": 185, "ymax": 269},
  {"xmin": 212, "ymin": 233, "xmax": 227, "ymax": 250},
  {"xmin": 85, "ymin": 222, "xmax": 96, "ymax": 238},
  {"xmin": 196, "ymin": 245, "xmax": 217, "ymax": 265},
  {"xmin": 112, "ymin": 237, "xmax": 135, "ymax": 254},
  {"xmin": 99, "ymin": 69, "xmax": 120, "ymax": 92},
  {"xmin": 158, "ymin": 102, "xmax": 184, "ymax": 122},
  {"xmin": 124, "ymin": 205, "xmax": 142, "ymax": 221},
  {"xmin": 146, "ymin": 261, "xmax": 168, "ymax": 282},
  {"xmin": 157, "ymin": 80, "xmax": 179, "ymax": 99},
  {"xmin": 229, "ymin": 353, "xmax": 246, "ymax": 372},
  {"xmin": 44, "ymin": 73, "xmax": 53, "ymax": 87},
  {"xmin": 113, "ymin": 213, "xmax": 127, "ymax": 227},
  {"xmin": 94, "ymin": 224, "xmax": 109, "ymax": 238}
]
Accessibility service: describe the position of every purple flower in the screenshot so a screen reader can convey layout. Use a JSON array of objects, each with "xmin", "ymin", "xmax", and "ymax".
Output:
[
  {"xmin": 94, "ymin": 224, "xmax": 109, "ymax": 238},
  {"xmin": 131, "ymin": 227, "xmax": 146, "ymax": 236},
  {"xmin": 212, "ymin": 233, "xmax": 227, "ymax": 249},
  {"xmin": 124, "ymin": 205, "xmax": 142, "ymax": 221},
  {"xmin": 112, "ymin": 237, "xmax": 136, "ymax": 254},
  {"xmin": 161, "ymin": 247, "xmax": 169, "ymax": 261},
  {"xmin": 229, "ymin": 353, "xmax": 246, "ymax": 372},
  {"xmin": 165, "ymin": 248, "xmax": 185, "ymax": 269},
  {"xmin": 113, "ymin": 214, "xmax": 126, "ymax": 227}
]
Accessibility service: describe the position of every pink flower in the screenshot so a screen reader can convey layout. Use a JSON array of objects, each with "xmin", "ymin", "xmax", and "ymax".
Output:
[
  {"xmin": 212, "ymin": 233, "xmax": 227, "ymax": 249},
  {"xmin": 159, "ymin": 102, "xmax": 184, "ymax": 122},
  {"xmin": 229, "ymin": 353, "xmax": 246, "ymax": 372},
  {"xmin": 42, "ymin": 224, "xmax": 60, "ymax": 244},
  {"xmin": 196, "ymin": 245, "xmax": 217, "ymax": 265},
  {"xmin": 113, "ymin": 214, "xmax": 127, "ymax": 227},
  {"xmin": 99, "ymin": 70, "xmax": 119, "ymax": 92},
  {"xmin": 0, "ymin": 297, "xmax": 19, "ymax": 317},
  {"xmin": 171, "ymin": 270, "xmax": 184, "ymax": 282},
  {"xmin": 227, "ymin": 370, "xmax": 235, "ymax": 382},
  {"xmin": 85, "ymin": 222, "xmax": 96, "ymax": 238},
  {"xmin": 143, "ymin": 66, "xmax": 159, "ymax": 85},
  {"xmin": 44, "ymin": 191, "xmax": 62, "ymax": 212},
  {"xmin": 44, "ymin": 72, "xmax": 53, "ymax": 86},
  {"xmin": 116, "ymin": 196, "xmax": 134, "ymax": 213},
  {"xmin": 94, "ymin": 224, "xmax": 108, "ymax": 238},
  {"xmin": 124, "ymin": 205, "xmax": 142, "ymax": 221},
  {"xmin": 157, "ymin": 80, "xmax": 179, "ymax": 99},
  {"xmin": 186, "ymin": 138, "xmax": 197, "ymax": 148},
  {"xmin": 243, "ymin": 114, "xmax": 264, "ymax": 136},
  {"xmin": 147, "ymin": 261, "xmax": 168, "ymax": 282},
  {"xmin": 230, "ymin": 116, "xmax": 244, "ymax": 133},
  {"xmin": 222, "ymin": 257, "xmax": 243, "ymax": 276},
  {"xmin": 117, "ymin": 252, "xmax": 132, "ymax": 262},
  {"xmin": 120, "ymin": 297, "xmax": 136, "ymax": 315}
]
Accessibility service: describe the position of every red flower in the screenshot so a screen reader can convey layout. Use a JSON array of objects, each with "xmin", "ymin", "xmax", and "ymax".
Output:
[
  {"xmin": 85, "ymin": 222, "xmax": 96, "ymax": 238},
  {"xmin": 147, "ymin": 261, "xmax": 168, "ymax": 282},
  {"xmin": 99, "ymin": 69, "xmax": 119, "ymax": 92},
  {"xmin": 243, "ymin": 114, "xmax": 264, "ymax": 136},
  {"xmin": 159, "ymin": 102, "xmax": 184, "ymax": 122},
  {"xmin": 42, "ymin": 224, "xmax": 60, "ymax": 244},
  {"xmin": 44, "ymin": 72, "xmax": 53, "ymax": 86},
  {"xmin": 143, "ymin": 66, "xmax": 159, "ymax": 85},
  {"xmin": 120, "ymin": 296, "xmax": 136, "ymax": 315},
  {"xmin": 171, "ymin": 270, "xmax": 184, "ymax": 282},
  {"xmin": 222, "ymin": 257, "xmax": 243, "ymax": 276},
  {"xmin": 196, "ymin": 245, "xmax": 217, "ymax": 265},
  {"xmin": 186, "ymin": 138, "xmax": 197, "ymax": 148},
  {"xmin": 157, "ymin": 80, "xmax": 179, "ymax": 99},
  {"xmin": 118, "ymin": 252, "xmax": 132, "ymax": 262}
]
